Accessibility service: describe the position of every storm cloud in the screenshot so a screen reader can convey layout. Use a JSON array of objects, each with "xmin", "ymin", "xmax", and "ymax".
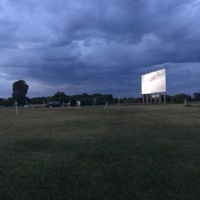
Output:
[{"xmin": 0, "ymin": 0, "xmax": 200, "ymax": 98}]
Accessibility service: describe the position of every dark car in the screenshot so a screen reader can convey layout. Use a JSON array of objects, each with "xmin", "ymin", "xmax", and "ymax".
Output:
[{"xmin": 46, "ymin": 101, "xmax": 62, "ymax": 107}]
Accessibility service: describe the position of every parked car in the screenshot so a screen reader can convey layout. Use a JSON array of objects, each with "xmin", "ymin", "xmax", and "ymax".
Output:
[
  {"xmin": 46, "ymin": 101, "xmax": 62, "ymax": 107},
  {"xmin": 23, "ymin": 104, "xmax": 37, "ymax": 108}
]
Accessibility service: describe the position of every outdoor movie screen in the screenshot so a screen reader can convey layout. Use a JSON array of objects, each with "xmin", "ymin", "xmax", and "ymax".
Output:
[{"xmin": 141, "ymin": 69, "xmax": 166, "ymax": 95}]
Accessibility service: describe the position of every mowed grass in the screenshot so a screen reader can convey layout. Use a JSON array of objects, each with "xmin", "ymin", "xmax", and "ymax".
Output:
[{"xmin": 1, "ymin": 105, "xmax": 200, "ymax": 199}]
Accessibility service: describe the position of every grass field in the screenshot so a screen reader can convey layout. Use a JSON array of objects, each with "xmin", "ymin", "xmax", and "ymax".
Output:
[{"xmin": 1, "ymin": 105, "xmax": 200, "ymax": 199}]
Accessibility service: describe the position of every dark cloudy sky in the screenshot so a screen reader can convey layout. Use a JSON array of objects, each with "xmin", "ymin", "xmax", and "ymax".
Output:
[{"xmin": 0, "ymin": 0, "xmax": 200, "ymax": 98}]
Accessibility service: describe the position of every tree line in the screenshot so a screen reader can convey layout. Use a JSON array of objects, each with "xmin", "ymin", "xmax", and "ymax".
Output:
[{"xmin": 0, "ymin": 80, "xmax": 200, "ymax": 107}]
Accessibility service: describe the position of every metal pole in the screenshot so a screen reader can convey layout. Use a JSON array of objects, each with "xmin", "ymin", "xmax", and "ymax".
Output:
[
  {"xmin": 164, "ymin": 93, "xmax": 166, "ymax": 104},
  {"xmin": 15, "ymin": 102, "xmax": 18, "ymax": 115}
]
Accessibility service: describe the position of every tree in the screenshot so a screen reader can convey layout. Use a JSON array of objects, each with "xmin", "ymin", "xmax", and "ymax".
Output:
[
  {"xmin": 5, "ymin": 97, "xmax": 14, "ymax": 107},
  {"xmin": 30, "ymin": 96, "xmax": 47, "ymax": 104},
  {"xmin": 52, "ymin": 91, "xmax": 67, "ymax": 103},
  {"xmin": 12, "ymin": 80, "xmax": 29, "ymax": 106},
  {"xmin": 194, "ymin": 93, "xmax": 200, "ymax": 101},
  {"xmin": 0, "ymin": 98, "xmax": 5, "ymax": 107},
  {"xmin": 172, "ymin": 93, "xmax": 192, "ymax": 104}
]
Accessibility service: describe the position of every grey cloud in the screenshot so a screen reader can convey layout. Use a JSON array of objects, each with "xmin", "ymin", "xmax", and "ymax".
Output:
[
  {"xmin": 0, "ymin": 0, "xmax": 200, "ymax": 98},
  {"xmin": 0, "ymin": 20, "xmax": 18, "ymax": 49}
]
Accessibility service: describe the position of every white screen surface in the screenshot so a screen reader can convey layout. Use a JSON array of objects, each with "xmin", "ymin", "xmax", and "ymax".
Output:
[{"xmin": 141, "ymin": 69, "xmax": 166, "ymax": 94}]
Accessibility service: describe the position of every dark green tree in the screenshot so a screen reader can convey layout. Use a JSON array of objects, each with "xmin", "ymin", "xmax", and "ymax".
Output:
[
  {"xmin": 52, "ymin": 91, "xmax": 67, "ymax": 103},
  {"xmin": 12, "ymin": 80, "xmax": 29, "ymax": 106},
  {"xmin": 5, "ymin": 97, "xmax": 14, "ymax": 106},
  {"xmin": 194, "ymin": 93, "xmax": 200, "ymax": 101},
  {"xmin": 172, "ymin": 93, "xmax": 192, "ymax": 104},
  {"xmin": 0, "ymin": 98, "xmax": 5, "ymax": 107}
]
